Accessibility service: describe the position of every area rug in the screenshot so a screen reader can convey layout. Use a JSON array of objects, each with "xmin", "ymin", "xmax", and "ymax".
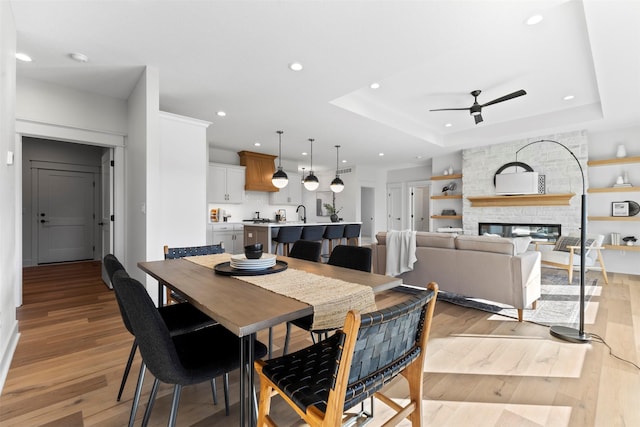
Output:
[{"xmin": 437, "ymin": 268, "xmax": 601, "ymax": 327}]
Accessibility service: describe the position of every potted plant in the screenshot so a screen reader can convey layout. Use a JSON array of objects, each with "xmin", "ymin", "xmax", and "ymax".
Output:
[{"xmin": 323, "ymin": 203, "xmax": 342, "ymax": 222}]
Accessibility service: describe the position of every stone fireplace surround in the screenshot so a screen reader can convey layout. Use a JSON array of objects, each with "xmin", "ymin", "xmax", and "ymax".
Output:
[{"xmin": 462, "ymin": 130, "xmax": 587, "ymax": 237}]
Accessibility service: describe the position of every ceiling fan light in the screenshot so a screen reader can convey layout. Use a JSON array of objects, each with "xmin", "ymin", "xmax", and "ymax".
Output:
[
  {"xmin": 330, "ymin": 176, "xmax": 344, "ymax": 193},
  {"xmin": 271, "ymin": 167, "xmax": 289, "ymax": 188},
  {"xmin": 303, "ymin": 172, "xmax": 319, "ymax": 191}
]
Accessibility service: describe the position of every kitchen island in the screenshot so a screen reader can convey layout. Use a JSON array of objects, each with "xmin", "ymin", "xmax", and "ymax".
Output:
[{"xmin": 243, "ymin": 221, "xmax": 362, "ymax": 257}]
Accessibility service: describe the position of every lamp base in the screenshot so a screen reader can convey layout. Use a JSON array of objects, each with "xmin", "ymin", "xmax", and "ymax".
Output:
[{"xmin": 549, "ymin": 325, "xmax": 591, "ymax": 343}]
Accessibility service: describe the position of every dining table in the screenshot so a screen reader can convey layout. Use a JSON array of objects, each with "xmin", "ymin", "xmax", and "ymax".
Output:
[{"xmin": 138, "ymin": 254, "xmax": 402, "ymax": 427}]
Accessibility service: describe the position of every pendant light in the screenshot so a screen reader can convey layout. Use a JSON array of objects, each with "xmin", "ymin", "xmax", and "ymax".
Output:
[
  {"xmin": 330, "ymin": 145, "xmax": 345, "ymax": 193},
  {"xmin": 300, "ymin": 167, "xmax": 306, "ymax": 183},
  {"xmin": 303, "ymin": 138, "xmax": 319, "ymax": 191},
  {"xmin": 271, "ymin": 130, "xmax": 289, "ymax": 189}
]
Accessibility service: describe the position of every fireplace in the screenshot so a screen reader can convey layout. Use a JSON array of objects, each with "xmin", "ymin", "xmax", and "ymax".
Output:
[{"xmin": 478, "ymin": 222, "xmax": 561, "ymax": 242}]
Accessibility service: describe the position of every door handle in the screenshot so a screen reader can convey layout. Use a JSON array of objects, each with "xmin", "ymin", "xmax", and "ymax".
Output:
[
  {"xmin": 98, "ymin": 222, "xmax": 105, "ymax": 226},
  {"xmin": 40, "ymin": 219, "xmax": 50, "ymax": 223}
]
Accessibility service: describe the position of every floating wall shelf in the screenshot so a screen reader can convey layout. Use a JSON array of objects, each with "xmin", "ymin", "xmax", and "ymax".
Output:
[
  {"xmin": 588, "ymin": 216, "xmax": 640, "ymax": 222},
  {"xmin": 588, "ymin": 186, "xmax": 640, "ymax": 193},
  {"xmin": 604, "ymin": 244, "xmax": 640, "ymax": 252},
  {"xmin": 430, "ymin": 173, "xmax": 462, "ymax": 181},
  {"xmin": 587, "ymin": 156, "xmax": 640, "ymax": 167},
  {"xmin": 467, "ymin": 193, "xmax": 575, "ymax": 207}
]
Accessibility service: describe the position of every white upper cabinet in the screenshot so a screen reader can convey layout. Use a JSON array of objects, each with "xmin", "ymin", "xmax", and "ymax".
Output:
[{"xmin": 207, "ymin": 163, "xmax": 245, "ymax": 204}]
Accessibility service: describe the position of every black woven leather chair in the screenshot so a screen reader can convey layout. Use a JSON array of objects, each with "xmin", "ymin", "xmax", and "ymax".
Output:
[
  {"xmin": 272, "ymin": 226, "xmax": 303, "ymax": 256},
  {"xmin": 289, "ymin": 240, "xmax": 322, "ymax": 262},
  {"xmin": 163, "ymin": 244, "xmax": 225, "ymax": 304},
  {"xmin": 104, "ymin": 255, "xmax": 218, "ymax": 412},
  {"xmin": 282, "ymin": 245, "xmax": 373, "ymax": 355},
  {"xmin": 112, "ymin": 270, "xmax": 268, "ymax": 427},
  {"xmin": 256, "ymin": 283, "xmax": 438, "ymax": 427}
]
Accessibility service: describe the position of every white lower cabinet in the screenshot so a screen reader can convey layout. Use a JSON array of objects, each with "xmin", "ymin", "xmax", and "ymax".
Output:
[{"xmin": 208, "ymin": 223, "xmax": 244, "ymax": 254}]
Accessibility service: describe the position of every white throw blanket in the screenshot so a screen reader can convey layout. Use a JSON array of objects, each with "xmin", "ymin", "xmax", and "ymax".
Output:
[{"xmin": 385, "ymin": 230, "xmax": 417, "ymax": 276}]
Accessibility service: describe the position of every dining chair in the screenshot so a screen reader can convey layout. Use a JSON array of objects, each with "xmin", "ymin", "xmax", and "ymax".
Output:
[
  {"xmin": 112, "ymin": 270, "xmax": 268, "ymax": 427},
  {"xmin": 163, "ymin": 243, "xmax": 225, "ymax": 304},
  {"xmin": 282, "ymin": 245, "xmax": 373, "ymax": 355},
  {"xmin": 534, "ymin": 233, "xmax": 609, "ymax": 284},
  {"xmin": 255, "ymin": 283, "xmax": 438, "ymax": 427},
  {"xmin": 289, "ymin": 240, "xmax": 322, "ymax": 262},
  {"xmin": 103, "ymin": 255, "xmax": 218, "ymax": 406}
]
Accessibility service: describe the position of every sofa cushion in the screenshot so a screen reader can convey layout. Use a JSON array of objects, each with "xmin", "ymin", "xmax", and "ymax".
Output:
[
  {"xmin": 454, "ymin": 235, "xmax": 516, "ymax": 255},
  {"xmin": 376, "ymin": 232, "xmax": 455, "ymax": 249}
]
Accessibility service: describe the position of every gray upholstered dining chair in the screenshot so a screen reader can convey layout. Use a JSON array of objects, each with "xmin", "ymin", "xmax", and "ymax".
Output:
[{"xmin": 112, "ymin": 270, "xmax": 268, "ymax": 427}]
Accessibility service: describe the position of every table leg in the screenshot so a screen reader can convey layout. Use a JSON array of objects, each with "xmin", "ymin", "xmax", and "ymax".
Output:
[{"xmin": 239, "ymin": 334, "xmax": 257, "ymax": 427}]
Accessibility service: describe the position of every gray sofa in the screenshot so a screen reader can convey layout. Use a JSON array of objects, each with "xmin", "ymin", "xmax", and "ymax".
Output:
[{"xmin": 371, "ymin": 232, "xmax": 541, "ymax": 321}]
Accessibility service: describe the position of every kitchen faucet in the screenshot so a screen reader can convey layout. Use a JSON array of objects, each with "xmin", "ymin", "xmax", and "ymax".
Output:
[{"xmin": 296, "ymin": 204, "xmax": 306, "ymax": 223}]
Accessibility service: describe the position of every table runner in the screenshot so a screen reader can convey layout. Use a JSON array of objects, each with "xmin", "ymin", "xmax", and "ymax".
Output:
[{"xmin": 184, "ymin": 254, "xmax": 377, "ymax": 330}]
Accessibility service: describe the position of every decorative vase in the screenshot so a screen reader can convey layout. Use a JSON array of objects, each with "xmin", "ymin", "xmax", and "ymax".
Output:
[
  {"xmin": 616, "ymin": 144, "xmax": 627, "ymax": 158},
  {"xmin": 448, "ymin": 165, "xmax": 454, "ymax": 175},
  {"xmin": 330, "ymin": 214, "xmax": 339, "ymax": 223}
]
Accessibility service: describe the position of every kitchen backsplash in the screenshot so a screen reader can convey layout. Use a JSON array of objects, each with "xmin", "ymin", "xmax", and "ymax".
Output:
[{"xmin": 208, "ymin": 191, "xmax": 303, "ymax": 223}]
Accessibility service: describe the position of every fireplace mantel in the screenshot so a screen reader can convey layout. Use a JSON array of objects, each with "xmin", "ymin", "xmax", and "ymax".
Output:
[{"xmin": 467, "ymin": 193, "xmax": 575, "ymax": 207}]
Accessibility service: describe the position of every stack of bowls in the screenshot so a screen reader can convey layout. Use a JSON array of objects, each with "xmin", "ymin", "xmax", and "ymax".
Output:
[{"xmin": 244, "ymin": 243, "xmax": 263, "ymax": 259}]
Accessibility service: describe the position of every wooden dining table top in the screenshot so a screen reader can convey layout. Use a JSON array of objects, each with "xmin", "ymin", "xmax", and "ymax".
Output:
[{"xmin": 138, "ymin": 255, "xmax": 402, "ymax": 337}]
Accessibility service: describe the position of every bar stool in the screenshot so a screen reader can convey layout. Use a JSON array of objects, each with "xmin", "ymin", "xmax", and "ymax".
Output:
[
  {"xmin": 272, "ymin": 226, "xmax": 302, "ymax": 256},
  {"xmin": 300, "ymin": 225, "xmax": 325, "ymax": 242},
  {"xmin": 342, "ymin": 224, "xmax": 361, "ymax": 246},
  {"xmin": 322, "ymin": 224, "xmax": 345, "ymax": 256}
]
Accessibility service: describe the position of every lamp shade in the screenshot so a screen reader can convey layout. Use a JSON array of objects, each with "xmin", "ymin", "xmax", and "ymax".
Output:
[
  {"xmin": 303, "ymin": 172, "xmax": 319, "ymax": 191},
  {"xmin": 271, "ymin": 130, "xmax": 288, "ymax": 189},
  {"xmin": 330, "ymin": 176, "xmax": 344, "ymax": 193},
  {"xmin": 272, "ymin": 167, "xmax": 288, "ymax": 189}
]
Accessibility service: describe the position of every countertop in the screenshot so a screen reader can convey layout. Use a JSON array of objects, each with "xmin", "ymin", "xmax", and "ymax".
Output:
[{"xmin": 242, "ymin": 221, "xmax": 361, "ymax": 228}]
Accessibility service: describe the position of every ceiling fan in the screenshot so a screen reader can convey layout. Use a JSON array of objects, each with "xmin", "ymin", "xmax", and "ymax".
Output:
[{"xmin": 430, "ymin": 89, "xmax": 527, "ymax": 124}]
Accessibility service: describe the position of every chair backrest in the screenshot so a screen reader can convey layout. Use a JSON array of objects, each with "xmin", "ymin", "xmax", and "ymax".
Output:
[
  {"xmin": 300, "ymin": 225, "xmax": 325, "ymax": 241},
  {"xmin": 289, "ymin": 240, "xmax": 322, "ymax": 262},
  {"xmin": 104, "ymin": 254, "xmax": 133, "ymax": 335},
  {"xmin": 328, "ymin": 245, "xmax": 372, "ymax": 272},
  {"xmin": 273, "ymin": 226, "xmax": 303, "ymax": 244},
  {"xmin": 164, "ymin": 244, "xmax": 225, "ymax": 259},
  {"xmin": 111, "ymin": 270, "xmax": 189, "ymax": 384},
  {"xmin": 324, "ymin": 284, "xmax": 438, "ymax": 420},
  {"xmin": 323, "ymin": 224, "xmax": 345, "ymax": 239},
  {"xmin": 566, "ymin": 233, "xmax": 604, "ymax": 260},
  {"xmin": 343, "ymin": 224, "xmax": 361, "ymax": 239}
]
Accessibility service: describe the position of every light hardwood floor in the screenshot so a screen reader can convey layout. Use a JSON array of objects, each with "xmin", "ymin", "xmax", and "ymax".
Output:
[{"xmin": 1, "ymin": 261, "xmax": 638, "ymax": 426}]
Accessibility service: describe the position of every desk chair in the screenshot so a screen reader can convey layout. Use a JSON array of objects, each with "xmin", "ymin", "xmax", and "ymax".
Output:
[
  {"xmin": 535, "ymin": 233, "xmax": 609, "ymax": 284},
  {"xmin": 112, "ymin": 270, "xmax": 268, "ymax": 427},
  {"xmin": 282, "ymin": 245, "xmax": 373, "ymax": 355},
  {"xmin": 163, "ymin": 244, "xmax": 225, "ymax": 304},
  {"xmin": 104, "ymin": 255, "xmax": 218, "ymax": 406},
  {"xmin": 256, "ymin": 283, "xmax": 439, "ymax": 427}
]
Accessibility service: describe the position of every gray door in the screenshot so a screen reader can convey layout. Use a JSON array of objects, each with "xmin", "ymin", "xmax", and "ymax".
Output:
[
  {"xmin": 387, "ymin": 185, "xmax": 402, "ymax": 230},
  {"xmin": 38, "ymin": 169, "xmax": 95, "ymax": 263}
]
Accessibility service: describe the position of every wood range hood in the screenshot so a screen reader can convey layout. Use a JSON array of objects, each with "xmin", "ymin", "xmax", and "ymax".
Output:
[{"xmin": 238, "ymin": 150, "xmax": 278, "ymax": 192}]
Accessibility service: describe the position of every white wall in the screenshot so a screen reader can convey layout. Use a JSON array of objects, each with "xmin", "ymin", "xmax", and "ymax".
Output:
[{"xmin": 0, "ymin": 0, "xmax": 19, "ymax": 394}]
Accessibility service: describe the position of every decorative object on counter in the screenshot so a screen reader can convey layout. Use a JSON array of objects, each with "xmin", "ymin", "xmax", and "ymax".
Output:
[
  {"xmin": 330, "ymin": 145, "xmax": 345, "ymax": 193},
  {"xmin": 622, "ymin": 236, "xmax": 637, "ymax": 246},
  {"xmin": 303, "ymin": 138, "xmax": 319, "ymax": 191},
  {"xmin": 271, "ymin": 130, "xmax": 288, "ymax": 189},
  {"xmin": 277, "ymin": 209, "xmax": 286, "ymax": 223},
  {"xmin": 612, "ymin": 201, "xmax": 630, "ymax": 217},
  {"xmin": 244, "ymin": 243, "xmax": 263, "ymax": 259},
  {"xmin": 323, "ymin": 203, "xmax": 342, "ymax": 222},
  {"xmin": 210, "ymin": 208, "xmax": 219, "ymax": 222},
  {"xmin": 627, "ymin": 200, "xmax": 640, "ymax": 216},
  {"xmin": 616, "ymin": 144, "xmax": 627, "ymax": 158}
]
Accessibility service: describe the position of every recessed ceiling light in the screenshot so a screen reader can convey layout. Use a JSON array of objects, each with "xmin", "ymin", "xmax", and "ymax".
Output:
[
  {"xmin": 302, "ymin": 152, "xmax": 308, "ymax": 156},
  {"xmin": 341, "ymin": 159, "xmax": 347, "ymax": 163},
  {"xmin": 216, "ymin": 111, "xmax": 226, "ymax": 117},
  {"xmin": 379, "ymin": 152, "xmax": 385, "ymax": 157},
  {"xmin": 69, "ymin": 52, "xmax": 89, "ymax": 63},
  {"xmin": 254, "ymin": 142, "xmax": 261, "ymax": 147},
  {"xmin": 370, "ymin": 82, "xmax": 380, "ymax": 89},
  {"xmin": 563, "ymin": 95, "xmax": 575, "ymax": 101},
  {"xmin": 445, "ymin": 123, "xmax": 453, "ymax": 128},
  {"xmin": 526, "ymin": 14, "xmax": 543, "ymax": 25},
  {"xmin": 416, "ymin": 155, "xmax": 423, "ymax": 159},
  {"xmin": 16, "ymin": 52, "xmax": 32, "ymax": 62},
  {"xmin": 289, "ymin": 62, "xmax": 303, "ymax": 71}
]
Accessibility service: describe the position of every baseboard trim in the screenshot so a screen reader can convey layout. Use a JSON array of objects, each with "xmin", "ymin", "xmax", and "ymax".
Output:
[{"xmin": 0, "ymin": 322, "xmax": 20, "ymax": 394}]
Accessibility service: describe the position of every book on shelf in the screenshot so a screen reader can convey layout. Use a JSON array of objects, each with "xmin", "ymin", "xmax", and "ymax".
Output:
[{"xmin": 610, "ymin": 232, "xmax": 621, "ymax": 245}]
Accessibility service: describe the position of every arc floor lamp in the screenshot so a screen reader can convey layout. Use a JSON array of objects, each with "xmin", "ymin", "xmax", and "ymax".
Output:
[{"xmin": 516, "ymin": 139, "xmax": 590, "ymax": 343}]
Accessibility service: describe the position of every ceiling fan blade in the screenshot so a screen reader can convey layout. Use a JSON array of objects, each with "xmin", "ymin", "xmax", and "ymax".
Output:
[
  {"xmin": 429, "ymin": 107, "xmax": 471, "ymax": 112},
  {"xmin": 474, "ymin": 113, "xmax": 483, "ymax": 124},
  {"xmin": 481, "ymin": 90, "xmax": 527, "ymax": 108}
]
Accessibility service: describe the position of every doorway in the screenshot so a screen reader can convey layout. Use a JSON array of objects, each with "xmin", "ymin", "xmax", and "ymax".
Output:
[
  {"xmin": 360, "ymin": 186, "xmax": 375, "ymax": 244},
  {"xmin": 410, "ymin": 183, "xmax": 430, "ymax": 231}
]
